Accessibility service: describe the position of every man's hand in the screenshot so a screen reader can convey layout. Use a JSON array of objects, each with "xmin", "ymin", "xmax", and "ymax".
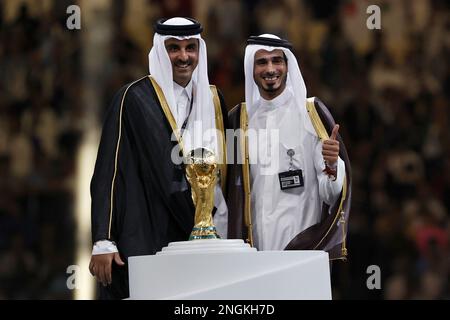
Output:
[
  {"xmin": 89, "ymin": 252, "xmax": 125, "ymax": 286},
  {"xmin": 322, "ymin": 124, "xmax": 340, "ymax": 166}
]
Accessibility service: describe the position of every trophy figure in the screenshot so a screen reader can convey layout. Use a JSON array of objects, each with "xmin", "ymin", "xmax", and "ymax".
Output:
[{"xmin": 185, "ymin": 147, "xmax": 220, "ymax": 240}]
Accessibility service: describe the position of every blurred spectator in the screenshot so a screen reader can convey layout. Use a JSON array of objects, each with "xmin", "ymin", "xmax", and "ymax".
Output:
[
  {"xmin": 0, "ymin": 0, "xmax": 81, "ymax": 299},
  {"xmin": 151, "ymin": 0, "xmax": 193, "ymax": 18}
]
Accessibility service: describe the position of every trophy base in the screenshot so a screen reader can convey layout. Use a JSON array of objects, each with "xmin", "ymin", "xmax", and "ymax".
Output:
[
  {"xmin": 156, "ymin": 239, "xmax": 256, "ymax": 255},
  {"xmin": 189, "ymin": 226, "xmax": 220, "ymax": 240}
]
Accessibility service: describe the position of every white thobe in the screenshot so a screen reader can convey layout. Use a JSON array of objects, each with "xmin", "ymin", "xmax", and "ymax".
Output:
[
  {"xmin": 248, "ymin": 88, "xmax": 345, "ymax": 251},
  {"xmin": 173, "ymin": 80, "xmax": 193, "ymax": 129}
]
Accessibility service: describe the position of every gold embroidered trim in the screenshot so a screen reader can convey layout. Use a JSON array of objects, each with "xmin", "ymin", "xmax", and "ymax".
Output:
[
  {"xmin": 240, "ymin": 103, "xmax": 253, "ymax": 247},
  {"xmin": 148, "ymin": 76, "xmax": 184, "ymax": 155},
  {"xmin": 209, "ymin": 85, "xmax": 227, "ymax": 194},
  {"xmin": 306, "ymin": 97, "xmax": 347, "ymax": 259},
  {"xmin": 108, "ymin": 77, "xmax": 146, "ymax": 238}
]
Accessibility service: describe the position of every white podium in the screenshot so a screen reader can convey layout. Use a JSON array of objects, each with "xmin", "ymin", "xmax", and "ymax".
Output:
[{"xmin": 128, "ymin": 239, "xmax": 331, "ymax": 300}]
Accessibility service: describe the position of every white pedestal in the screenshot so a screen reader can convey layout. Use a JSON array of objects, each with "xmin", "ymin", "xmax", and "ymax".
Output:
[
  {"xmin": 128, "ymin": 239, "xmax": 331, "ymax": 300},
  {"xmin": 157, "ymin": 239, "xmax": 256, "ymax": 255}
]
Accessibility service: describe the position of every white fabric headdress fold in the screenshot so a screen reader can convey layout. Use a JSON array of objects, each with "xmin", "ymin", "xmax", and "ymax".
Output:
[
  {"xmin": 244, "ymin": 34, "xmax": 316, "ymax": 136},
  {"xmin": 149, "ymin": 17, "xmax": 218, "ymax": 156}
]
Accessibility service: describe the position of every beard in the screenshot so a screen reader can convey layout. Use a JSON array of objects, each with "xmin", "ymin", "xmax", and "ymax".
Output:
[
  {"xmin": 263, "ymin": 83, "xmax": 279, "ymax": 92},
  {"xmin": 255, "ymin": 75, "xmax": 287, "ymax": 99}
]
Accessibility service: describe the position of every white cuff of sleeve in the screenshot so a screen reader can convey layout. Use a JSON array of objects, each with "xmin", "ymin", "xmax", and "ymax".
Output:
[
  {"xmin": 92, "ymin": 240, "xmax": 118, "ymax": 255},
  {"xmin": 333, "ymin": 157, "xmax": 345, "ymax": 189}
]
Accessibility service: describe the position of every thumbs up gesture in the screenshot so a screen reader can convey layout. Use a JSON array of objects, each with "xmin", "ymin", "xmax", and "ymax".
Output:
[{"xmin": 322, "ymin": 124, "xmax": 340, "ymax": 167}]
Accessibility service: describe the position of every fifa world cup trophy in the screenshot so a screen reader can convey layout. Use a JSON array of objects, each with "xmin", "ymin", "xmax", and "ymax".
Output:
[{"xmin": 185, "ymin": 148, "xmax": 220, "ymax": 240}]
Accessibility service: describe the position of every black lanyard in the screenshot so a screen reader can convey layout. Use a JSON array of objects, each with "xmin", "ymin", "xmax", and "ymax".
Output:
[{"xmin": 180, "ymin": 93, "xmax": 194, "ymax": 133}]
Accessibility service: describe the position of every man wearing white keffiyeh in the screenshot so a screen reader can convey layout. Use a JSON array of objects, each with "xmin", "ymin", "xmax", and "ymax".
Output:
[
  {"xmin": 227, "ymin": 34, "xmax": 352, "ymax": 261},
  {"xmin": 149, "ymin": 17, "xmax": 219, "ymax": 154},
  {"xmin": 89, "ymin": 17, "xmax": 229, "ymax": 299}
]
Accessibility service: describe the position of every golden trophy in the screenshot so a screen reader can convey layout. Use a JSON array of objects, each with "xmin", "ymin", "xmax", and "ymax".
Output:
[{"xmin": 185, "ymin": 147, "xmax": 220, "ymax": 240}]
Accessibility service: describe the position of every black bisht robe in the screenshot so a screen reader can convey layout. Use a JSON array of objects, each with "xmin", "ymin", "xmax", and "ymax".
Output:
[
  {"xmin": 226, "ymin": 97, "xmax": 352, "ymax": 260},
  {"xmin": 90, "ymin": 76, "xmax": 228, "ymax": 299}
]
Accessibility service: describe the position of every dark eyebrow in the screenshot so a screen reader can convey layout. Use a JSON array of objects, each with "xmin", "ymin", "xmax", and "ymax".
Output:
[
  {"xmin": 165, "ymin": 43, "xmax": 180, "ymax": 49},
  {"xmin": 255, "ymin": 55, "xmax": 285, "ymax": 64}
]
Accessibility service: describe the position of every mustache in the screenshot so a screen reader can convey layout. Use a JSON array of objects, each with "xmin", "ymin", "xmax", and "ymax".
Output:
[
  {"xmin": 175, "ymin": 59, "xmax": 192, "ymax": 66},
  {"xmin": 262, "ymin": 71, "xmax": 280, "ymax": 77}
]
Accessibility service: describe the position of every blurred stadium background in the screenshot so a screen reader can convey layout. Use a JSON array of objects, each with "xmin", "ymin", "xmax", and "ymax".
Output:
[{"xmin": 0, "ymin": 0, "xmax": 448, "ymax": 299}]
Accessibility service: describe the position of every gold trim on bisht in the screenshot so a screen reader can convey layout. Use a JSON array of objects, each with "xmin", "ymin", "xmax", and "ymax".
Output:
[
  {"xmin": 240, "ymin": 103, "xmax": 253, "ymax": 247},
  {"xmin": 148, "ymin": 76, "xmax": 185, "ymax": 155},
  {"xmin": 306, "ymin": 97, "xmax": 348, "ymax": 260},
  {"xmin": 209, "ymin": 85, "xmax": 227, "ymax": 195},
  {"xmin": 148, "ymin": 77, "xmax": 227, "ymax": 188},
  {"xmin": 108, "ymin": 76, "xmax": 147, "ymax": 239}
]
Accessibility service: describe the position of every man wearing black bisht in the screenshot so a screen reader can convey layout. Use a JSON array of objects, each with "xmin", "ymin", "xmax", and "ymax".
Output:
[
  {"xmin": 89, "ymin": 18, "xmax": 229, "ymax": 299},
  {"xmin": 227, "ymin": 34, "xmax": 352, "ymax": 261}
]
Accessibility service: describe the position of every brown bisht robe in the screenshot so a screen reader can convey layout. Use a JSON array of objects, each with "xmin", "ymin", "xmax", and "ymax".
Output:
[{"xmin": 226, "ymin": 97, "xmax": 352, "ymax": 260}]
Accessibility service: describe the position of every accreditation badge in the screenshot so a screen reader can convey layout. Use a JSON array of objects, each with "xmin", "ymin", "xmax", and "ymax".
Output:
[
  {"xmin": 278, "ymin": 170, "xmax": 304, "ymax": 190},
  {"xmin": 278, "ymin": 149, "xmax": 304, "ymax": 190}
]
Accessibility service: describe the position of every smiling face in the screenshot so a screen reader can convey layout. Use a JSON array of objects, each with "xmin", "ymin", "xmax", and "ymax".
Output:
[
  {"xmin": 253, "ymin": 49, "xmax": 288, "ymax": 100},
  {"xmin": 165, "ymin": 38, "xmax": 199, "ymax": 87}
]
